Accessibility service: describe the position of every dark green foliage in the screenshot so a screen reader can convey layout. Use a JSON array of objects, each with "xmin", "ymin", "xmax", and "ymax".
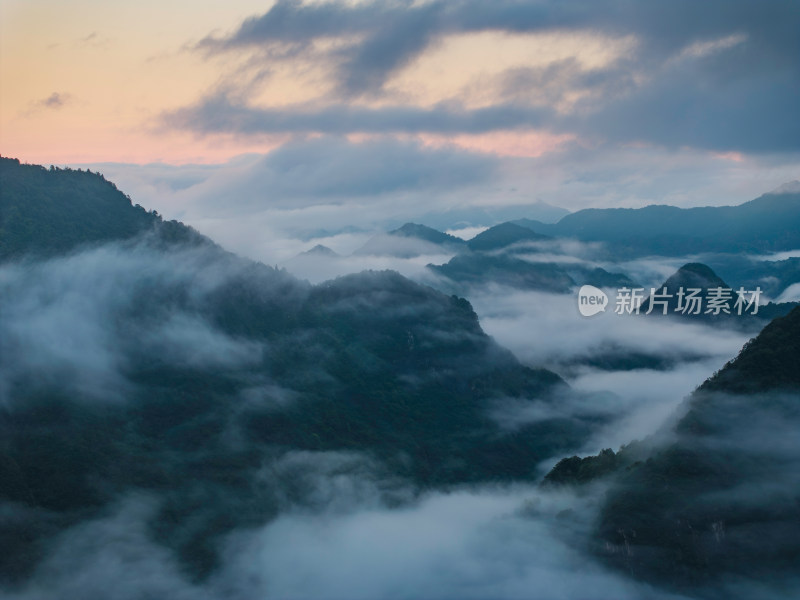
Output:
[
  {"xmin": 559, "ymin": 347, "xmax": 706, "ymax": 372},
  {"xmin": 697, "ymin": 305, "xmax": 800, "ymax": 394},
  {"xmin": 466, "ymin": 222, "xmax": 549, "ymax": 252},
  {"xmin": 591, "ymin": 306, "xmax": 800, "ymax": 590},
  {"xmin": 390, "ymin": 222, "xmax": 466, "ymax": 247},
  {"xmin": 543, "ymin": 449, "xmax": 620, "ymax": 486},
  {"xmin": 542, "ymin": 443, "xmax": 646, "ymax": 487},
  {"xmin": 427, "ymin": 220, "xmax": 633, "ymax": 292},
  {"xmin": 568, "ymin": 266, "xmax": 636, "ymax": 289},
  {"xmin": 430, "ymin": 252, "xmax": 575, "ymax": 292},
  {"xmin": 429, "ymin": 249, "xmax": 634, "ymax": 293},
  {"xmin": 354, "ymin": 222, "xmax": 466, "ymax": 256},
  {"xmin": 0, "ymin": 158, "xmax": 590, "ymax": 584},
  {"xmin": 0, "ymin": 156, "xmax": 207, "ymax": 260}
]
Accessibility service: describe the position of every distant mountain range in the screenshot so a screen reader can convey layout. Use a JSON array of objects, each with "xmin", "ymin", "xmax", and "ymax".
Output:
[
  {"xmin": 514, "ymin": 192, "xmax": 800, "ymax": 256},
  {"xmin": 415, "ymin": 200, "xmax": 570, "ymax": 231},
  {"xmin": 314, "ymin": 187, "xmax": 800, "ymax": 298},
  {"xmin": 354, "ymin": 222, "xmax": 466, "ymax": 257},
  {"xmin": 427, "ymin": 221, "xmax": 635, "ymax": 293},
  {"xmin": 332, "ymin": 219, "xmax": 633, "ymax": 293},
  {"xmin": 465, "ymin": 222, "xmax": 549, "ymax": 252}
]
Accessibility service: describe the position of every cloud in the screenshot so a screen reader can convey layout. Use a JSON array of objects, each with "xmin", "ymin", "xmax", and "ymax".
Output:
[
  {"xmin": 80, "ymin": 137, "xmax": 507, "ymax": 265},
  {"xmin": 463, "ymin": 283, "xmax": 752, "ymax": 455},
  {"xmin": 0, "ymin": 242, "xmax": 269, "ymax": 405},
  {"xmin": 594, "ymin": 388, "xmax": 800, "ymax": 594},
  {"xmin": 40, "ymin": 93, "xmax": 69, "ymax": 109},
  {"xmin": 196, "ymin": 0, "xmax": 442, "ymax": 99},
  {"xmin": 4, "ymin": 482, "xmax": 690, "ymax": 600},
  {"xmin": 160, "ymin": 94, "xmax": 551, "ymax": 136},
  {"xmin": 2, "ymin": 495, "xmax": 213, "ymax": 600},
  {"xmin": 775, "ymin": 282, "xmax": 800, "ymax": 303},
  {"xmin": 244, "ymin": 135, "xmax": 497, "ymax": 201},
  {"xmin": 219, "ymin": 485, "xmax": 685, "ymax": 600},
  {"xmin": 25, "ymin": 92, "xmax": 73, "ymax": 115},
  {"xmin": 284, "ymin": 245, "xmax": 457, "ymax": 285},
  {"xmin": 1, "ymin": 234, "xmax": 789, "ymax": 599},
  {"xmin": 468, "ymin": 285, "xmax": 751, "ymax": 369},
  {"xmin": 674, "ymin": 33, "xmax": 748, "ymax": 61},
  {"xmin": 165, "ymin": 0, "xmax": 800, "ymax": 154},
  {"xmin": 82, "ymin": 141, "xmax": 800, "ymax": 274},
  {"xmin": 110, "ymin": 136, "xmax": 497, "ymax": 213}
]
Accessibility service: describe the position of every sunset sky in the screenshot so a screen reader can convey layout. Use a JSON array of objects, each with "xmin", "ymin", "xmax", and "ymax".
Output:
[{"xmin": 2, "ymin": 0, "xmax": 799, "ymax": 259}]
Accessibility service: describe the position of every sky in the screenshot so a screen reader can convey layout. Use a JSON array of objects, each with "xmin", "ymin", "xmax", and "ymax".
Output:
[{"xmin": 2, "ymin": 0, "xmax": 800, "ymax": 259}]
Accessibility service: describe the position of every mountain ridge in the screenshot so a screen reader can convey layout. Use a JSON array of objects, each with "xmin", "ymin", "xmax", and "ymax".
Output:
[
  {"xmin": 545, "ymin": 305, "xmax": 800, "ymax": 590},
  {"xmin": 0, "ymin": 156, "xmax": 591, "ymax": 583},
  {"xmin": 514, "ymin": 193, "xmax": 800, "ymax": 256}
]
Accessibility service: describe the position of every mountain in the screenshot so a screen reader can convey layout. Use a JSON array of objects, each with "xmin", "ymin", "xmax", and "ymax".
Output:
[
  {"xmin": 390, "ymin": 223, "xmax": 466, "ymax": 247},
  {"xmin": 300, "ymin": 244, "xmax": 339, "ymax": 257},
  {"xmin": 429, "ymin": 252, "xmax": 576, "ymax": 293},
  {"xmin": 639, "ymin": 262, "xmax": 798, "ymax": 325},
  {"xmin": 0, "ymin": 157, "xmax": 205, "ymax": 259},
  {"xmin": 639, "ymin": 263, "xmax": 735, "ymax": 316},
  {"xmin": 283, "ymin": 244, "xmax": 343, "ymax": 283},
  {"xmin": 546, "ymin": 306, "xmax": 800, "ymax": 590},
  {"xmin": 696, "ymin": 306, "xmax": 800, "ymax": 394},
  {"xmin": 417, "ymin": 201, "xmax": 570, "ymax": 231},
  {"xmin": 428, "ymin": 221, "xmax": 635, "ymax": 293},
  {"xmin": 699, "ymin": 253, "xmax": 800, "ymax": 299},
  {"xmin": 354, "ymin": 222, "xmax": 466, "ymax": 257},
  {"xmin": 429, "ymin": 252, "xmax": 635, "ymax": 294},
  {"xmin": 0, "ymin": 159, "xmax": 591, "ymax": 583},
  {"xmin": 514, "ymin": 192, "xmax": 800, "ymax": 256},
  {"xmin": 511, "ymin": 217, "xmax": 559, "ymax": 232},
  {"xmin": 466, "ymin": 222, "xmax": 549, "ymax": 252}
]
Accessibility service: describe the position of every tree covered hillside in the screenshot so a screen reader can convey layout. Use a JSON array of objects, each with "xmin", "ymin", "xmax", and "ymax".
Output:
[
  {"xmin": 0, "ymin": 158, "xmax": 591, "ymax": 585},
  {"xmin": 0, "ymin": 156, "xmax": 203, "ymax": 260}
]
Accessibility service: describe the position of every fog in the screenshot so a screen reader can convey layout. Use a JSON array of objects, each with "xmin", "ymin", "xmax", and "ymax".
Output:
[
  {"xmin": 0, "ymin": 241, "xmax": 270, "ymax": 406},
  {"xmin": 1, "ymin": 237, "xmax": 789, "ymax": 600},
  {"xmin": 84, "ymin": 140, "xmax": 800, "ymax": 273},
  {"xmin": 279, "ymin": 242, "xmax": 756, "ymax": 460},
  {"xmin": 465, "ymin": 286, "xmax": 750, "ymax": 455},
  {"xmin": 2, "ymin": 475, "xmax": 689, "ymax": 600}
]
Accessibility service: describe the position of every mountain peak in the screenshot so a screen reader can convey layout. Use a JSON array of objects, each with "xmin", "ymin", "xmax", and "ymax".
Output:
[
  {"xmin": 354, "ymin": 223, "xmax": 465, "ymax": 257},
  {"xmin": 0, "ymin": 157, "xmax": 207, "ymax": 260},
  {"xmin": 466, "ymin": 221, "xmax": 549, "ymax": 252},
  {"xmin": 302, "ymin": 244, "xmax": 339, "ymax": 257},
  {"xmin": 640, "ymin": 262, "xmax": 732, "ymax": 317},
  {"xmin": 666, "ymin": 262, "xmax": 729, "ymax": 289},
  {"xmin": 389, "ymin": 222, "xmax": 466, "ymax": 245}
]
